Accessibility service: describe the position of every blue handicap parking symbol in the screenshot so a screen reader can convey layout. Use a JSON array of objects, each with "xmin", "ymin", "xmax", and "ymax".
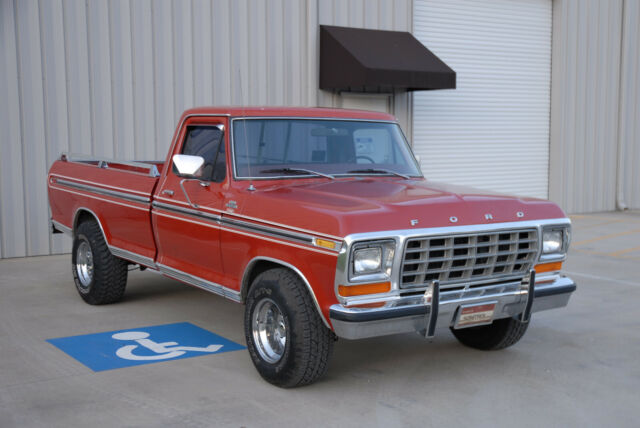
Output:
[{"xmin": 47, "ymin": 322, "xmax": 245, "ymax": 371}]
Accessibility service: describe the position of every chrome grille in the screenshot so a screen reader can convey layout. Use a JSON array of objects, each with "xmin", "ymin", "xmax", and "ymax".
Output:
[{"xmin": 401, "ymin": 229, "xmax": 538, "ymax": 289}]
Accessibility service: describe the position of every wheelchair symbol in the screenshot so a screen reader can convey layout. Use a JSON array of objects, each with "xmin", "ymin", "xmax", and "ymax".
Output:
[{"xmin": 112, "ymin": 331, "xmax": 223, "ymax": 361}]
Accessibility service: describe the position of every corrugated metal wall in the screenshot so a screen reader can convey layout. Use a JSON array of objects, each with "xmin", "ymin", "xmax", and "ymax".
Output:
[
  {"xmin": 618, "ymin": 0, "xmax": 640, "ymax": 210},
  {"xmin": 549, "ymin": 0, "xmax": 639, "ymax": 213},
  {"xmin": 0, "ymin": 0, "xmax": 412, "ymax": 259}
]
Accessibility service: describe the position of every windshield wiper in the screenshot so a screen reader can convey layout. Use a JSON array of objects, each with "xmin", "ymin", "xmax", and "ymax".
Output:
[
  {"xmin": 260, "ymin": 168, "xmax": 335, "ymax": 180},
  {"xmin": 347, "ymin": 168, "xmax": 410, "ymax": 179}
]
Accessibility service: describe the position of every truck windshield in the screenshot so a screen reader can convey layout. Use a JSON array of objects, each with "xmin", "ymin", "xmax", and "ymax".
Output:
[{"xmin": 232, "ymin": 119, "xmax": 422, "ymax": 179}]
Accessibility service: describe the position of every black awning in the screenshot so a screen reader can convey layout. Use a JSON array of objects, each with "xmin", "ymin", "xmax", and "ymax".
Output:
[{"xmin": 320, "ymin": 25, "xmax": 456, "ymax": 93}]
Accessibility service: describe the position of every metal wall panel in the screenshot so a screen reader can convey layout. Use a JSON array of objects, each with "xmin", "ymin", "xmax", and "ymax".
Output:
[
  {"xmin": 0, "ymin": 0, "xmax": 27, "ymax": 259},
  {"xmin": 16, "ymin": 0, "xmax": 50, "ymax": 256},
  {"xmin": 0, "ymin": 0, "xmax": 412, "ymax": 258},
  {"xmin": 63, "ymin": 0, "xmax": 92, "ymax": 156},
  {"xmin": 152, "ymin": 0, "xmax": 176, "ymax": 160},
  {"xmin": 549, "ymin": 0, "xmax": 629, "ymax": 213},
  {"xmin": 618, "ymin": 0, "xmax": 640, "ymax": 209},
  {"xmin": 87, "ymin": 0, "xmax": 115, "ymax": 159},
  {"xmin": 130, "ymin": 1, "xmax": 156, "ymax": 160},
  {"xmin": 192, "ymin": 0, "xmax": 214, "ymax": 107},
  {"xmin": 40, "ymin": 0, "xmax": 70, "ymax": 255},
  {"xmin": 412, "ymin": 0, "xmax": 552, "ymax": 200},
  {"xmin": 109, "ymin": 0, "xmax": 136, "ymax": 161}
]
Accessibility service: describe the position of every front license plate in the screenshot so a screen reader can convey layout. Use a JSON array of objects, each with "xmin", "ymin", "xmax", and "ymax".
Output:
[{"xmin": 454, "ymin": 302, "xmax": 497, "ymax": 329}]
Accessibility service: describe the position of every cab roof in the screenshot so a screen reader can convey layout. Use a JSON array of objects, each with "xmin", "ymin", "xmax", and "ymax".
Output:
[{"xmin": 181, "ymin": 106, "xmax": 397, "ymax": 121}]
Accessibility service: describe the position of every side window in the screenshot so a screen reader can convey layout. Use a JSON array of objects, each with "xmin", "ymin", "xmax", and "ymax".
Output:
[{"xmin": 179, "ymin": 125, "xmax": 226, "ymax": 182}]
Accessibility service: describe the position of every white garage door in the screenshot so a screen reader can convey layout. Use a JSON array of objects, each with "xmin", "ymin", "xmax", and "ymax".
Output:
[{"xmin": 412, "ymin": 0, "xmax": 552, "ymax": 199}]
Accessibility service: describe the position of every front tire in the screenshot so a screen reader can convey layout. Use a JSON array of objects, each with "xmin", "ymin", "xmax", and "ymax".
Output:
[
  {"xmin": 72, "ymin": 220, "xmax": 128, "ymax": 305},
  {"xmin": 450, "ymin": 316, "xmax": 529, "ymax": 350},
  {"xmin": 244, "ymin": 268, "xmax": 334, "ymax": 388}
]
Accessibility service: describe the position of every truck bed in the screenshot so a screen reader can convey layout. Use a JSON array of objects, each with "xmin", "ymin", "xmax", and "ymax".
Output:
[{"xmin": 48, "ymin": 153, "xmax": 164, "ymax": 266}]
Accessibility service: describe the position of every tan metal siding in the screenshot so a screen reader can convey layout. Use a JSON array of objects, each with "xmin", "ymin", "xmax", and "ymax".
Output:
[
  {"xmin": 549, "ymin": 0, "xmax": 639, "ymax": 213},
  {"xmin": 0, "ymin": 0, "xmax": 412, "ymax": 258}
]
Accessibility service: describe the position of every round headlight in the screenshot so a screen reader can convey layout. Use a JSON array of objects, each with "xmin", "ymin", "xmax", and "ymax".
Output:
[
  {"xmin": 543, "ymin": 230, "xmax": 563, "ymax": 254},
  {"xmin": 353, "ymin": 247, "xmax": 382, "ymax": 274}
]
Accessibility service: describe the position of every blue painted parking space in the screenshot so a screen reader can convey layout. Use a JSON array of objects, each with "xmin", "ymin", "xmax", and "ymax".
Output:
[{"xmin": 47, "ymin": 322, "xmax": 245, "ymax": 372}]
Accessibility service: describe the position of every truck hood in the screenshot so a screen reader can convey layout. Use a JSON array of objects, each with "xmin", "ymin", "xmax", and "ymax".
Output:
[{"xmin": 239, "ymin": 178, "xmax": 566, "ymax": 238}]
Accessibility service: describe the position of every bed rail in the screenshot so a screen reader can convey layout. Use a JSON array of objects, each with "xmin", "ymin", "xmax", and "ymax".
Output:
[{"xmin": 60, "ymin": 152, "xmax": 161, "ymax": 177}]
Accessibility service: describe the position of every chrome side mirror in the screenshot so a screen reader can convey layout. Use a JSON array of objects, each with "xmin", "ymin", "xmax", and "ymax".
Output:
[
  {"xmin": 172, "ymin": 154, "xmax": 204, "ymax": 178},
  {"xmin": 172, "ymin": 154, "xmax": 208, "ymax": 209}
]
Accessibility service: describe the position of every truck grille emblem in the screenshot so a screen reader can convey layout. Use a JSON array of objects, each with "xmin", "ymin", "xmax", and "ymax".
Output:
[
  {"xmin": 517, "ymin": 211, "xmax": 524, "ymax": 218},
  {"xmin": 449, "ymin": 216, "xmax": 458, "ymax": 223}
]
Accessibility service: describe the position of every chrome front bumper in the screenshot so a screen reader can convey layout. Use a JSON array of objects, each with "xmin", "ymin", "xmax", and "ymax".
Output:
[{"xmin": 329, "ymin": 275, "xmax": 576, "ymax": 340}]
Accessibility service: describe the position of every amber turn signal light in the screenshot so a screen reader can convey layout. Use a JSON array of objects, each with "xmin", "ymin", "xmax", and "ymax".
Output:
[
  {"xmin": 313, "ymin": 238, "xmax": 339, "ymax": 250},
  {"xmin": 338, "ymin": 282, "xmax": 391, "ymax": 297},
  {"xmin": 534, "ymin": 261, "xmax": 563, "ymax": 274}
]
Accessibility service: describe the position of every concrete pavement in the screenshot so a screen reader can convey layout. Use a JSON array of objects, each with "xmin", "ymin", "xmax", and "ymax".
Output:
[{"xmin": 1, "ymin": 211, "xmax": 639, "ymax": 427}]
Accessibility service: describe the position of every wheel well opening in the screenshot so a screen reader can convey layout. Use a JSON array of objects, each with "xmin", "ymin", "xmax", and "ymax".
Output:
[
  {"xmin": 241, "ymin": 259, "xmax": 331, "ymax": 330},
  {"xmin": 242, "ymin": 260, "xmax": 290, "ymax": 302},
  {"xmin": 74, "ymin": 210, "xmax": 97, "ymax": 235}
]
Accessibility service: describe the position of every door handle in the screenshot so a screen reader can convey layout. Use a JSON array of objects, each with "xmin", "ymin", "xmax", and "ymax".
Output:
[{"xmin": 162, "ymin": 189, "xmax": 174, "ymax": 196}]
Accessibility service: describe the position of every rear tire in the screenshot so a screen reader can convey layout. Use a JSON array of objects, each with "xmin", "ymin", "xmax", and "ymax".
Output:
[
  {"xmin": 72, "ymin": 220, "xmax": 128, "ymax": 305},
  {"xmin": 244, "ymin": 268, "xmax": 334, "ymax": 388},
  {"xmin": 450, "ymin": 316, "xmax": 529, "ymax": 350}
]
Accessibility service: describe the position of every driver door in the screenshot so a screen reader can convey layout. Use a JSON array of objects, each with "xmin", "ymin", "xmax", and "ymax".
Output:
[{"xmin": 152, "ymin": 117, "xmax": 228, "ymax": 285}]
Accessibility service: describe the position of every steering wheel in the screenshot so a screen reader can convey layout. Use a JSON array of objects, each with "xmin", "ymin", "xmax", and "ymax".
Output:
[{"xmin": 355, "ymin": 155, "xmax": 375, "ymax": 164}]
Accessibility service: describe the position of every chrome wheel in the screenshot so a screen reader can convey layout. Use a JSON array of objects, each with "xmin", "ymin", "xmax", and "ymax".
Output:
[
  {"xmin": 252, "ymin": 298, "xmax": 287, "ymax": 364},
  {"xmin": 75, "ymin": 240, "xmax": 94, "ymax": 289}
]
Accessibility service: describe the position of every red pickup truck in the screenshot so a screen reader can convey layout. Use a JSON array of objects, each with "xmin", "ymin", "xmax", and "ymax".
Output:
[{"xmin": 48, "ymin": 107, "xmax": 575, "ymax": 387}]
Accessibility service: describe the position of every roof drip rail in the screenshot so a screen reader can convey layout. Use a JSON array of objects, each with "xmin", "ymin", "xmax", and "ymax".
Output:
[{"xmin": 59, "ymin": 152, "xmax": 161, "ymax": 177}]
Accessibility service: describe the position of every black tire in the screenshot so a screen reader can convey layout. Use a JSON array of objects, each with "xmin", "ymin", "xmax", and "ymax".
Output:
[
  {"xmin": 450, "ymin": 316, "xmax": 529, "ymax": 350},
  {"xmin": 244, "ymin": 268, "xmax": 334, "ymax": 388},
  {"xmin": 72, "ymin": 220, "xmax": 128, "ymax": 305}
]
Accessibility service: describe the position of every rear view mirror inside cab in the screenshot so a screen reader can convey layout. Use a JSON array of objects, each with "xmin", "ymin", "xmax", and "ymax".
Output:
[
  {"xmin": 310, "ymin": 127, "xmax": 349, "ymax": 137},
  {"xmin": 172, "ymin": 154, "xmax": 205, "ymax": 178}
]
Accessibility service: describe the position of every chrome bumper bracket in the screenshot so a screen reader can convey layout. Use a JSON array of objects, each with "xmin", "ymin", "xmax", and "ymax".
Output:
[
  {"xmin": 521, "ymin": 270, "xmax": 535, "ymax": 323},
  {"xmin": 422, "ymin": 280, "xmax": 440, "ymax": 338}
]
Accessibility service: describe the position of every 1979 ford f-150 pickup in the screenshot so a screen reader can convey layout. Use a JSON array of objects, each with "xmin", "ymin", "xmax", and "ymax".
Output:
[{"xmin": 48, "ymin": 107, "xmax": 575, "ymax": 387}]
